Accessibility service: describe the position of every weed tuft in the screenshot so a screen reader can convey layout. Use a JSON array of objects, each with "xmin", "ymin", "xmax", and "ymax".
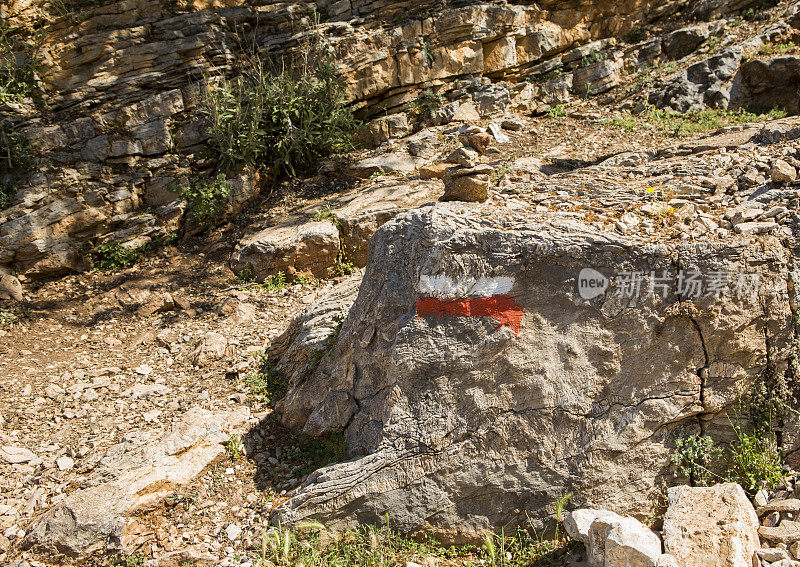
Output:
[
  {"xmin": 177, "ymin": 173, "xmax": 230, "ymax": 231},
  {"xmin": 246, "ymin": 354, "xmax": 288, "ymax": 405},
  {"xmin": 411, "ymin": 88, "xmax": 441, "ymax": 121},
  {"xmin": 89, "ymin": 241, "xmax": 142, "ymax": 271}
]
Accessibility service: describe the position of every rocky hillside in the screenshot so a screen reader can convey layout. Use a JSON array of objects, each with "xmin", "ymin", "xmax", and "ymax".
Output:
[
  {"xmin": 2, "ymin": 0, "xmax": 800, "ymax": 566},
  {"xmin": 1, "ymin": 0, "xmax": 799, "ymax": 276}
]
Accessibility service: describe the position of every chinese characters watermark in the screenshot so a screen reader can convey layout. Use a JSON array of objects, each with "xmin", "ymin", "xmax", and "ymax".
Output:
[{"xmin": 578, "ymin": 268, "xmax": 760, "ymax": 301}]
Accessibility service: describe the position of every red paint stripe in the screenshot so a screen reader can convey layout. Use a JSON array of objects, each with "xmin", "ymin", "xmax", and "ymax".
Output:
[{"xmin": 416, "ymin": 295, "xmax": 524, "ymax": 335}]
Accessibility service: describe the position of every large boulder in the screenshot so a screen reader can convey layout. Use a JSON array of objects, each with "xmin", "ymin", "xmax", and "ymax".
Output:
[
  {"xmin": 649, "ymin": 48, "xmax": 742, "ymax": 111},
  {"xmin": 730, "ymin": 55, "xmax": 800, "ymax": 116},
  {"xmin": 272, "ymin": 203, "xmax": 791, "ymax": 543},
  {"xmin": 662, "ymin": 483, "xmax": 760, "ymax": 567},
  {"xmin": 231, "ymin": 220, "xmax": 340, "ymax": 280},
  {"xmin": 330, "ymin": 180, "xmax": 443, "ymax": 267},
  {"xmin": 662, "ymin": 24, "xmax": 712, "ymax": 60}
]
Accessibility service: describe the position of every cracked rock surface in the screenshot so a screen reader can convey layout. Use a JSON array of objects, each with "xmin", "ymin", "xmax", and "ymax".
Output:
[{"xmin": 275, "ymin": 203, "xmax": 793, "ymax": 542}]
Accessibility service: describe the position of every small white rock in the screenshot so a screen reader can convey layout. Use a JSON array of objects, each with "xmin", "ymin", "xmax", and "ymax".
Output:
[
  {"xmin": 225, "ymin": 523, "xmax": 242, "ymax": 541},
  {"xmin": 56, "ymin": 456, "xmax": 74, "ymax": 471}
]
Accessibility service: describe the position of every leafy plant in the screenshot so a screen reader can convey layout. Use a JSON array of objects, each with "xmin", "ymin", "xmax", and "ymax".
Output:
[
  {"xmin": 0, "ymin": 118, "xmax": 33, "ymax": 209},
  {"xmin": 293, "ymin": 273, "xmax": 316, "ymax": 285},
  {"xmin": 756, "ymin": 42, "xmax": 798, "ymax": 56},
  {"xmin": 312, "ymin": 204, "xmax": 336, "ymax": 222},
  {"xmin": 411, "ymin": 88, "xmax": 441, "ymax": 120},
  {"xmin": 226, "ymin": 434, "xmax": 244, "ymax": 459},
  {"xmin": 0, "ymin": 22, "xmax": 44, "ymax": 104},
  {"xmin": 579, "ymin": 48, "xmax": 606, "ymax": 68},
  {"xmin": 291, "ymin": 432, "xmax": 347, "ymax": 477},
  {"xmin": 546, "ymin": 104, "xmax": 568, "ymax": 118},
  {"xmin": 89, "ymin": 241, "xmax": 142, "ymax": 271},
  {"xmin": 422, "ymin": 40, "xmax": 435, "ymax": 67},
  {"xmin": 262, "ymin": 271, "xmax": 287, "ymax": 290},
  {"xmin": 245, "ymin": 354, "xmax": 288, "ymax": 404},
  {"xmin": 258, "ymin": 516, "xmax": 576, "ymax": 567},
  {"xmin": 726, "ymin": 417, "xmax": 784, "ymax": 493},
  {"xmin": 201, "ymin": 47, "xmax": 356, "ymax": 177},
  {"xmin": 607, "ymin": 107, "xmax": 787, "ymax": 138},
  {"xmin": 178, "ymin": 173, "xmax": 230, "ymax": 230},
  {"xmin": 0, "ymin": 308, "xmax": 19, "ymax": 328},
  {"xmin": 553, "ymin": 493, "xmax": 572, "ymax": 542},
  {"xmin": 671, "ymin": 434, "xmax": 723, "ymax": 486}
]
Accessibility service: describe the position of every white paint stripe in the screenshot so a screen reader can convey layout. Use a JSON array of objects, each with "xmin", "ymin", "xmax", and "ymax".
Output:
[{"xmin": 418, "ymin": 275, "xmax": 514, "ymax": 298}]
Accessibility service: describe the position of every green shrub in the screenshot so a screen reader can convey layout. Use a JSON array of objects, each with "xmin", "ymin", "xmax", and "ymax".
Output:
[
  {"xmin": 411, "ymin": 88, "xmax": 441, "ymax": 120},
  {"xmin": 201, "ymin": 50, "xmax": 356, "ymax": 177},
  {"xmin": 0, "ymin": 118, "xmax": 33, "ymax": 209},
  {"xmin": 726, "ymin": 418, "xmax": 784, "ymax": 493},
  {"xmin": 245, "ymin": 355, "xmax": 288, "ymax": 404},
  {"xmin": 608, "ymin": 107, "xmax": 787, "ymax": 137},
  {"xmin": 177, "ymin": 173, "xmax": 230, "ymax": 230},
  {"xmin": 89, "ymin": 241, "xmax": 142, "ymax": 271},
  {"xmin": 671, "ymin": 405, "xmax": 787, "ymax": 494},
  {"xmin": 0, "ymin": 308, "xmax": 19, "ymax": 328},
  {"xmin": 671, "ymin": 434, "xmax": 723, "ymax": 486},
  {"xmin": 226, "ymin": 434, "xmax": 243, "ymax": 459},
  {"xmin": 0, "ymin": 23, "xmax": 43, "ymax": 105}
]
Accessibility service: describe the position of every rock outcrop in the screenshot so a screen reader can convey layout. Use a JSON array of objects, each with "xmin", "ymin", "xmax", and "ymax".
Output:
[
  {"xmin": 23, "ymin": 406, "xmax": 250, "ymax": 557},
  {"xmin": 3, "ymin": 0, "xmax": 793, "ymax": 276},
  {"xmin": 271, "ymin": 202, "xmax": 792, "ymax": 542}
]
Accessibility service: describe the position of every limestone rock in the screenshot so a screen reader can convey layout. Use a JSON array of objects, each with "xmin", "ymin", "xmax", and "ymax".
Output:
[
  {"xmin": 662, "ymin": 25, "xmax": 711, "ymax": 60},
  {"xmin": 445, "ymin": 147, "xmax": 479, "ymax": 167},
  {"xmin": 23, "ymin": 406, "xmax": 250, "ymax": 558},
  {"xmin": 407, "ymin": 129, "xmax": 441, "ymax": 158},
  {"xmin": 330, "ymin": 179, "xmax": 444, "ymax": 267},
  {"xmin": 273, "ymin": 204, "xmax": 791, "ymax": 542},
  {"xmin": 731, "ymin": 56, "xmax": 800, "ymax": 116},
  {"xmin": 758, "ymin": 117, "xmax": 800, "ymax": 144},
  {"xmin": 588, "ymin": 514, "xmax": 661, "ymax": 567},
  {"xmin": 657, "ymin": 554, "xmax": 679, "ymax": 567},
  {"xmin": 270, "ymin": 273, "xmax": 363, "ymax": 434},
  {"xmin": 662, "ymin": 483, "xmax": 759, "ymax": 567},
  {"xmin": 733, "ymin": 220, "xmax": 777, "ymax": 235},
  {"xmin": 136, "ymin": 292, "xmax": 176, "ymax": 317},
  {"xmin": 564, "ymin": 509, "xmax": 624, "ymax": 544},
  {"xmin": 458, "ymin": 131, "xmax": 492, "ymax": 154},
  {"xmin": 758, "ymin": 499, "xmax": 800, "ymax": 515},
  {"xmin": 649, "ymin": 48, "xmax": 742, "ymax": 111},
  {"xmin": 231, "ymin": 220, "xmax": 340, "ymax": 280},
  {"xmin": 760, "ymin": 520, "xmax": 800, "ymax": 545},
  {"xmin": 771, "ymin": 159, "xmax": 798, "ymax": 183},
  {"xmin": 434, "ymin": 101, "xmax": 481, "ymax": 125},
  {"xmin": 0, "ymin": 274, "xmax": 23, "ymax": 302},
  {"xmin": 347, "ymin": 153, "xmax": 422, "ymax": 178},
  {"xmin": 189, "ymin": 332, "xmax": 233, "ymax": 367},
  {"xmin": 419, "ymin": 163, "xmax": 451, "ymax": 180},
  {"xmin": 487, "ymin": 123, "xmax": 510, "ymax": 144},
  {"xmin": 759, "ymin": 548, "xmax": 792, "ymax": 562},
  {"xmin": 603, "ymin": 517, "xmax": 662, "ymax": 567},
  {"xmin": 441, "ymin": 174, "xmax": 490, "ymax": 202},
  {"xmin": 572, "ymin": 59, "xmax": 619, "ymax": 95}
]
